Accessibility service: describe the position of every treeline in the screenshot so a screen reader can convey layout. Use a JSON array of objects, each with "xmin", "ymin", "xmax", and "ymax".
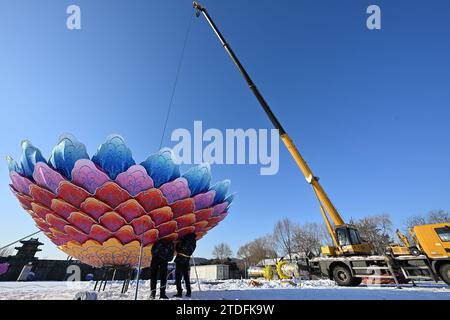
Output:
[{"xmin": 235, "ymin": 210, "xmax": 450, "ymax": 266}]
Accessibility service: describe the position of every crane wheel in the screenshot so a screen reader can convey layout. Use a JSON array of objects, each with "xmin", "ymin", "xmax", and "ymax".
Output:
[
  {"xmin": 438, "ymin": 263, "xmax": 450, "ymax": 286},
  {"xmin": 332, "ymin": 265, "xmax": 361, "ymax": 287}
]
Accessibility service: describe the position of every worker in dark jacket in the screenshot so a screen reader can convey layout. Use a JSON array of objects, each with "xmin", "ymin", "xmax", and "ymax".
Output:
[
  {"xmin": 173, "ymin": 233, "xmax": 197, "ymax": 298},
  {"xmin": 150, "ymin": 239, "xmax": 175, "ymax": 299}
]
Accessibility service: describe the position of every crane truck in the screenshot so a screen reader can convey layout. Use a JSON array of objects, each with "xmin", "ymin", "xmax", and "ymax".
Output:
[{"xmin": 193, "ymin": 2, "xmax": 450, "ymax": 287}]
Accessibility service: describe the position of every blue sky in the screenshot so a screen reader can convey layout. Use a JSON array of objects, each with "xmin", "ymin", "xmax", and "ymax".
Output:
[{"xmin": 0, "ymin": 0, "xmax": 449, "ymax": 259}]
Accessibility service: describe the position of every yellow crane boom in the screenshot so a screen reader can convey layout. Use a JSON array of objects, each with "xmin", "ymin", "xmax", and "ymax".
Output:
[{"xmin": 193, "ymin": 2, "xmax": 371, "ymax": 255}]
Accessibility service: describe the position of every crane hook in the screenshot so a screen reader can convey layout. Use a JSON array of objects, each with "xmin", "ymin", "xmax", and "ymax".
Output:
[{"xmin": 193, "ymin": 1, "xmax": 204, "ymax": 17}]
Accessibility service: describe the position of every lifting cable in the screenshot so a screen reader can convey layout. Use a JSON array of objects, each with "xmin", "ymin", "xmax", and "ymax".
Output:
[{"xmin": 158, "ymin": 8, "xmax": 195, "ymax": 150}]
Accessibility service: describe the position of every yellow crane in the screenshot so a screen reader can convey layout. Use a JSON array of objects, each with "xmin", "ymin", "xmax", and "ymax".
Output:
[{"xmin": 193, "ymin": 2, "xmax": 450, "ymax": 287}]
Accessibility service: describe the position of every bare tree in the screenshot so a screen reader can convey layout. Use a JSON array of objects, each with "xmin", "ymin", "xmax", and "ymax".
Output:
[
  {"xmin": 273, "ymin": 218, "xmax": 297, "ymax": 260},
  {"xmin": 212, "ymin": 243, "xmax": 233, "ymax": 262},
  {"xmin": 292, "ymin": 223, "xmax": 330, "ymax": 257},
  {"xmin": 0, "ymin": 247, "xmax": 13, "ymax": 257},
  {"xmin": 405, "ymin": 210, "xmax": 449, "ymax": 229},
  {"xmin": 428, "ymin": 210, "xmax": 449, "ymax": 224},
  {"xmin": 405, "ymin": 215, "xmax": 427, "ymax": 229},
  {"xmin": 350, "ymin": 213, "xmax": 393, "ymax": 254},
  {"xmin": 237, "ymin": 235, "xmax": 277, "ymax": 266}
]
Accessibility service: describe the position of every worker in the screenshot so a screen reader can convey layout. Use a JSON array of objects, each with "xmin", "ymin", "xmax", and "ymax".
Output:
[
  {"xmin": 149, "ymin": 239, "xmax": 175, "ymax": 299},
  {"xmin": 173, "ymin": 233, "xmax": 197, "ymax": 298}
]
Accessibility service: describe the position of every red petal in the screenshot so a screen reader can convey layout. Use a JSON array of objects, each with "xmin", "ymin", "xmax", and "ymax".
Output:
[
  {"xmin": 130, "ymin": 215, "xmax": 155, "ymax": 235},
  {"xmin": 57, "ymin": 181, "xmax": 90, "ymax": 208},
  {"xmin": 33, "ymin": 216, "xmax": 51, "ymax": 232},
  {"xmin": 208, "ymin": 212, "xmax": 228, "ymax": 227},
  {"xmin": 10, "ymin": 186, "xmax": 33, "ymax": 210},
  {"xmin": 68, "ymin": 212, "xmax": 97, "ymax": 234},
  {"xmin": 46, "ymin": 213, "xmax": 68, "ymax": 232},
  {"xmin": 115, "ymin": 199, "xmax": 146, "ymax": 222},
  {"xmin": 175, "ymin": 214, "xmax": 196, "ymax": 229},
  {"xmin": 135, "ymin": 188, "xmax": 168, "ymax": 212},
  {"xmin": 94, "ymin": 182, "xmax": 130, "ymax": 209},
  {"xmin": 149, "ymin": 207, "xmax": 173, "ymax": 226},
  {"xmin": 51, "ymin": 199, "xmax": 78, "ymax": 219},
  {"xmin": 80, "ymin": 197, "xmax": 112, "ymax": 220},
  {"xmin": 89, "ymin": 225, "xmax": 113, "ymax": 243},
  {"xmin": 194, "ymin": 208, "xmax": 214, "ymax": 222},
  {"xmin": 157, "ymin": 221, "xmax": 177, "ymax": 238},
  {"xmin": 141, "ymin": 229, "xmax": 158, "ymax": 246},
  {"xmin": 48, "ymin": 228, "xmax": 70, "ymax": 245},
  {"xmin": 64, "ymin": 225, "xmax": 90, "ymax": 244},
  {"xmin": 98, "ymin": 212, "xmax": 127, "ymax": 232},
  {"xmin": 31, "ymin": 203, "xmax": 53, "ymax": 220},
  {"xmin": 177, "ymin": 226, "xmax": 196, "ymax": 238},
  {"xmin": 115, "ymin": 226, "xmax": 137, "ymax": 244},
  {"xmin": 160, "ymin": 233, "xmax": 178, "ymax": 241},
  {"xmin": 170, "ymin": 198, "xmax": 195, "ymax": 219},
  {"xmin": 29, "ymin": 185, "xmax": 55, "ymax": 208},
  {"xmin": 193, "ymin": 221, "xmax": 208, "ymax": 233}
]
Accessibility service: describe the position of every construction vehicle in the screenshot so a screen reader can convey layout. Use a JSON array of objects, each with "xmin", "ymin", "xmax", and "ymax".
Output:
[{"xmin": 193, "ymin": 2, "xmax": 450, "ymax": 286}]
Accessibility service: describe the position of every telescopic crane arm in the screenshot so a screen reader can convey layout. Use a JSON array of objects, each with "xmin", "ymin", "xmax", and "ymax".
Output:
[{"xmin": 193, "ymin": 2, "xmax": 345, "ymax": 237}]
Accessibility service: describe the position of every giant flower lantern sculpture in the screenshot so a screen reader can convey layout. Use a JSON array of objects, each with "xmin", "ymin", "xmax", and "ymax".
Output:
[{"xmin": 7, "ymin": 134, "xmax": 233, "ymax": 268}]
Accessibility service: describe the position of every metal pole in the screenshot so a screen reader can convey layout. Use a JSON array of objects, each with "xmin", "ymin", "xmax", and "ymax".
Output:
[
  {"xmin": 244, "ymin": 260, "xmax": 248, "ymax": 279},
  {"xmin": 0, "ymin": 230, "xmax": 42, "ymax": 251},
  {"xmin": 191, "ymin": 254, "xmax": 201, "ymax": 292},
  {"xmin": 134, "ymin": 242, "xmax": 144, "ymax": 300}
]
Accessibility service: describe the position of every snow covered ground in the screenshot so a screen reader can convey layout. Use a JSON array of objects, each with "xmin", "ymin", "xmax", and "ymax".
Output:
[{"xmin": 0, "ymin": 279, "xmax": 449, "ymax": 300}]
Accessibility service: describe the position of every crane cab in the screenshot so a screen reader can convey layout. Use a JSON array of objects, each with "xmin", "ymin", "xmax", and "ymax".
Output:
[
  {"xmin": 413, "ymin": 223, "xmax": 450, "ymax": 259},
  {"xmin": 321, "ymin": 225, "xmax": 373, "ymax": 257}
]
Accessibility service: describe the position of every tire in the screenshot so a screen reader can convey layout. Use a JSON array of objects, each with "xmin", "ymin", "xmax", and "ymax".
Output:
[
  {"xmin": 332, "ymin": 265, "xmax": 359, "ymax": 287},
  {"xmin": 438, "ymin": 263, "xmax": 450, "ymax": 286},
  {"xmin": 410, "ymin": 247, "xmax": 421, "ymax": 256}
]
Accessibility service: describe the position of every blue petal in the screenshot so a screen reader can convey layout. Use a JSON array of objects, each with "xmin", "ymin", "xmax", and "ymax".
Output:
[
  {"xmin": 210, "ymin": 180, "xmax": 231, "ymax": 205},
  {"xmin": 224, "ymin": 193, "xmax": 235, "ymax": 209},
  {"xmin": 182, "ymin": 163, "xmax": 211, "ymax": 196},
  {"xmin": 6, "ymin": 156, "xmax": 23, "ymax": 174},
  {"xmin": 91, "ymin": 134, "xmax": 135, "ymax": 180},
  {"xmin": 140, "ymin": 148, "xmax": 180, "ymax": 188},
  {"xmin": 19, "ymin": 141, "xmax": 47, "ymax": 178},
  {"xmin": 49, "ymin": 133, "xmax": 89, "ymax": 179}
]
